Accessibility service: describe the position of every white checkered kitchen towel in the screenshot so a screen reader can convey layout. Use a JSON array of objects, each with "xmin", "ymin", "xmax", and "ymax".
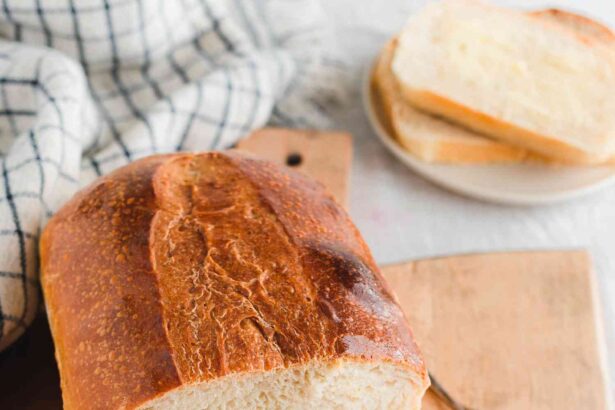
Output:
[{"xmin": 0, "ymin": 0, "xmax": 348, "ymax": 350}]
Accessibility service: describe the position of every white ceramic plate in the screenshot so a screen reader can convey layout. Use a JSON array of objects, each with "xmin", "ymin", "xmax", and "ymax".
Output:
[{"xmin": 362, "ymin": 63, "xmax": 615, "ymax": 206}]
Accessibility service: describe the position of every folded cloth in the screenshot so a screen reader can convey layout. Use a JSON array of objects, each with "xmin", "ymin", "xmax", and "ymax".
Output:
[{"xmin": 0, "ymin": 0, "xmax": 347, "ymax": 351}]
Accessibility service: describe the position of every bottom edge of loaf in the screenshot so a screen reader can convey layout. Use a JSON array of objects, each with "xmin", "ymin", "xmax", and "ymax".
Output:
[{"xmin": 136, "ymin": 359, "xmax": 428, "ymax": 410}]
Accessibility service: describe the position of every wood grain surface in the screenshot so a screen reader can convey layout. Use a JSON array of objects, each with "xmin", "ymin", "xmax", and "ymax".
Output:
[
  {"xmin": 236, "ymin": 127, "xmax": 352, "ymax": 206},
  {"xmin": 382, "ymin": 251, "xmax": 611, "ymax": 410}
]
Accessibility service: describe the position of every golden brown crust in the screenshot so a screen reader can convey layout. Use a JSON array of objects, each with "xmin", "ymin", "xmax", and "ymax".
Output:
[
  {"xmin": 530, "ymin": 9, "xmax": 615, "ymax": 45},
  {"xmin": 397, "ymin": 133, "xmax": 530, "ymax": 164},
  {"xmin": 401, "ymin": 87, "xmax": 607, "ymax": 165},
  {"xmin": 40, "ymin": 151, "xmax": 427, "ymax": 410},
  {"xmin": 40, "ymin": 155, "xmax": 182, "ymax": 410},
  {"xmin": 371, "ymin": 38, "xmax": 399, "ymax": 135}
]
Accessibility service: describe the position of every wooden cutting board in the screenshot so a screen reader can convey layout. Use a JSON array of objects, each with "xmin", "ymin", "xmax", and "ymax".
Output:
[
  {"xmin": 236, "ymin": 127, "xmax": 353, "ymax": 206},
  {"xmin": 382, "ymin": 251, "xmax": 611, "ymax": 410},
  {"xmin": 0, "ymin": 128, "xmax": 610, "ymax": 409}
]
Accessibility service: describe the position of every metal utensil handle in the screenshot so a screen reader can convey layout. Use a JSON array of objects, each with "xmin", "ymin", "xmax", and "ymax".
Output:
[{"xmin": 429, "ymin": 374, "xmax": 477, "ymax": 410}]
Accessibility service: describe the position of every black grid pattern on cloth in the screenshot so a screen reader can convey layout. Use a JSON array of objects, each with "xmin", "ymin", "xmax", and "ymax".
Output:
[{"xmin": 0, "ymin": 0, "xmax": 347, "ymax": 350}]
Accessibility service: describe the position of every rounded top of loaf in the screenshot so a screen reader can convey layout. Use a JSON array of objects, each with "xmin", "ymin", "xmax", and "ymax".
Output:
[{"xmin": 40, "ymin": 151, "xmax": 427, "ymax": 410}]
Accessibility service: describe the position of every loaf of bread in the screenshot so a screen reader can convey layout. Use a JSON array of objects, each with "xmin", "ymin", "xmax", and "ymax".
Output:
[
  {"xmin": 40, "ymin": 152, "xmax": 429, "ymax": 410},
  {"xmin": 392, "ymin": 0, "xmax": 615, "ymax": 164}
]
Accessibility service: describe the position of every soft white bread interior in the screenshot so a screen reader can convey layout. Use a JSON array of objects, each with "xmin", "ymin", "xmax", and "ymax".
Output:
[
  {"xmin": 138, "ymin": 361, "xmax": 423, "ymax": 410},
  {"xmin": 373, "ymin": 38, "xmax": 528, "ymax": 164},
  {"xmin": 392, "ymin": 0, "xmax": 615, "ymax": 164},
  {"xmin": 373, "ymin": 8, "xmax": 615, "ymax": 165}
]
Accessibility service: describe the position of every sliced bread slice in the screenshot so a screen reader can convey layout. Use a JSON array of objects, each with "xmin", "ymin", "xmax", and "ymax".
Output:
[
  {"xmin": 392, "ymin": 0, "xmax": 615, "ymax": 164},
  {"xmin": 373, "ymin": 38, "xmax": 528, "ymax": 164},
  {"xmin": 373, "ymin": 7, "xmax": 615, "ymax": 165}
]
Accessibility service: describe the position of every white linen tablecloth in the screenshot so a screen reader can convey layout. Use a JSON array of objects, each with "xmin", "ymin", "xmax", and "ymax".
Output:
[{"xmin": 323, "ymin": 0, "xmax": 615, "ymax": 397}]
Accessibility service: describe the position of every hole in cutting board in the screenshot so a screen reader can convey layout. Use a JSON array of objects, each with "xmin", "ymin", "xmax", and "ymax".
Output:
[{"xmin": 286, "ymin": 153, "xmax": 302, "ymax": 167}]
